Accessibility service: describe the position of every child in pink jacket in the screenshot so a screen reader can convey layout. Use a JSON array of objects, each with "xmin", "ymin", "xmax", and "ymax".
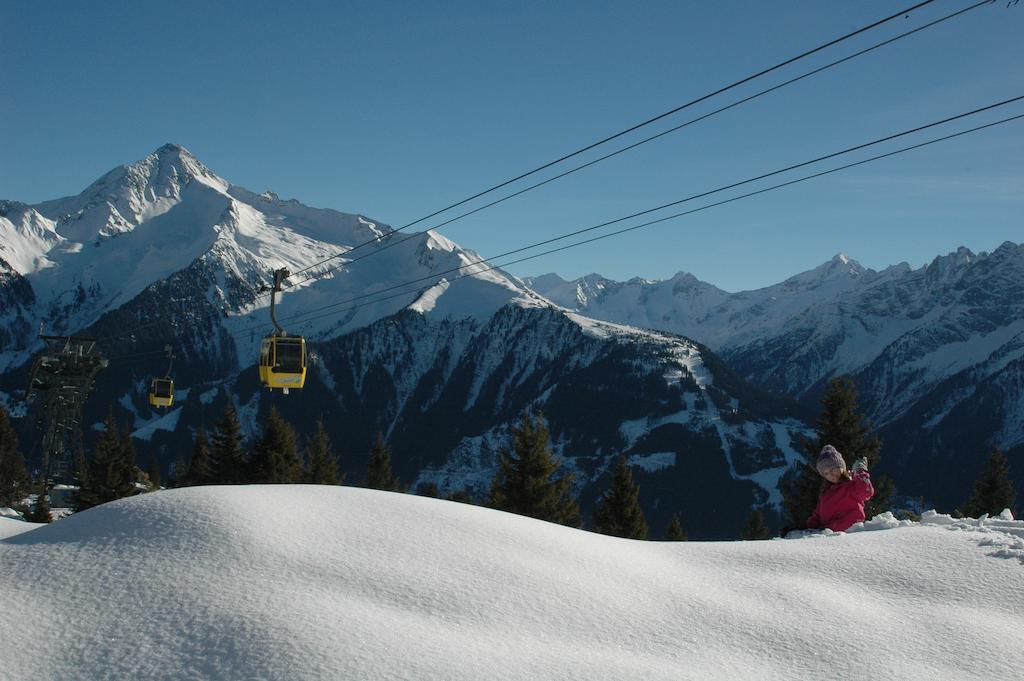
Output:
[{"xmin": 806, "ymin": 444, "xmax": 874, "ymax": 532}]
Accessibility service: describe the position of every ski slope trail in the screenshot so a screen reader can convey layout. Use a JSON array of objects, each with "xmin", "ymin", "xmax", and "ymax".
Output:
[{"xmin": 1, "ymin": 486, "xmax": 1022, "ymax": 680}]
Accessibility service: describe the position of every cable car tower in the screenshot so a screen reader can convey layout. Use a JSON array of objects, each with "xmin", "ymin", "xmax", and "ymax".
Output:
[{"xmin": 25, "ymin": 334, "xmax": 108, "ymax": 484}]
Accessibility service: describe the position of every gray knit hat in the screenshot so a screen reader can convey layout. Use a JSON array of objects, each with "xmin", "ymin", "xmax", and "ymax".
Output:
[{"xmin": 816, "ymin": 445, "xmax": 846, "ymax": 475}]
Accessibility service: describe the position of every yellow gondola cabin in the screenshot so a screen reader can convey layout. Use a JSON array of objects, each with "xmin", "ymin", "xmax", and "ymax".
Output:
[
  {"xmin": 149, "ymin": 377, "xmax": 174, "ymax": 408},
  {"xmin": 258, "ymin": 335, "xmax": 306, "ymax": 393},
  {"xmin": 149, "ymin": 345, "xmax": 175, "ymax": 407},
  {"xmin": 258, "ymin": 268, "xmax": 307, "ymax": 394}
]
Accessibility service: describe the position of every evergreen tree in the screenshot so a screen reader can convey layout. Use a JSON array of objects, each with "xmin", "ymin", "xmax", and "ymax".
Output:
[
  {"xmin": 25, "ymin": 481, "xmax": 52, "ymax": 523},
  {"xmin": 250, "ymin": 407, "xmax": 302, "ymax": 484},
  {"xmin": 121, "ymin": 432, "xmax": 143, "ymax": 491},
  {"xmin": 665, "ymin": 513, "xmax": 688, "ymax": 541},
  {"xmin": 780, "ymin": 377, "xmax": 893, "ymax": 527},
  {"xmin": 303, "ymin": 418, "xmax": 342, "ymax": 485},
  {"xmin": 593, "ymin": 455, "xmax": 648, "ymax": 539},
  {"xmin": 70, "ymin": 446, "xmax": 91, "ymax": 508},
  {"xmin": 0, "ymin": 404, "xmax": 29, "ymax": 507},
  {"xmin": 168, "ymin": 455, "xmax": 188, "ymax": 487},
  {"xmin": 742, "ymin": 508, "xmax": 772, "ymax": 540},
  {"xmin": 488, "ymin": 412, "xmax": 580, "ymax": 527},
  {"xmin": 210, "ymin": 404, "xmax": 247, "ymax": 484},
  {"xmin": 364, "ymin": 432, "xmax": 401, "ymax": 491},
  {"xmin": 447, "ymin": 488, "xmax": 475, "ymax": 504},
  {"xmin": 181, "ymin": 427, "xmax": 214, "ymax": 487},
  {"xmin": 417, "ymin": 482, "xmax": 439, "ymax": 498},
  {"xmin": 960, "ymin": 447, "xmax": 1017, "ymax": 518},
  {"xmin": 147, "ymin": 454, "xmax": 162, "ymax": 490},
  {"xmin": 77, "ymin": 415, "xmax": 138, "ymax": 510}
]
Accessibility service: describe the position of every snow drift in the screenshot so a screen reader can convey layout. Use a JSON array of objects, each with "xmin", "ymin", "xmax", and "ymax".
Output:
[{"xmin": 1, "ymin": 487, "xmax": 1022, "ymax": 680}]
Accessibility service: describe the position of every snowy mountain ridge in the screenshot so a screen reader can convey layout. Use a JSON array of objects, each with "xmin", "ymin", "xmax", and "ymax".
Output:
[
  {"xmin": 525, "ymin": 245, "xmax": 1017, "ymax": 415},
  {"xmin": 526, "ymin": 252, "xmax": 877, "ymax": 351}
]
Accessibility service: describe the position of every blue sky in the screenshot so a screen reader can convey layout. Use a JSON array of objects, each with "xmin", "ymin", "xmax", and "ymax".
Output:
[{"xmin": 2, "ymin": 0, "xmax": 1022, "ymax": 291}]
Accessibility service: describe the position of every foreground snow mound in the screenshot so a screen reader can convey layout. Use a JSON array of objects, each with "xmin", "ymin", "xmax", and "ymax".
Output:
[{"xmin": 1, "ymin": 487, "xmax": 1022, "ymax": 680}]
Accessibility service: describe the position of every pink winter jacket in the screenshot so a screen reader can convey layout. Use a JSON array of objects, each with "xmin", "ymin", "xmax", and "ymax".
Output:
[{"xmin": 807, "ymin": 470, "xmax": 875, "ymax": 532}]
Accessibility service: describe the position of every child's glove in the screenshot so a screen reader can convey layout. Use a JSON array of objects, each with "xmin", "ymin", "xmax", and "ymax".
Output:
[{"xmin": 851, "ymin": 457, "xmax": 869, "ymax": 474}]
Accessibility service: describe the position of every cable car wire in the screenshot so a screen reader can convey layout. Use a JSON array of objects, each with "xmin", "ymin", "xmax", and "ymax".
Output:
[
  {"xmin": 282, "ymin": 0, "xmax": 950, "ymax": 284},
  {"xmin": 282, "ymin": 0, "xmax": 991, "ymax": 291}
]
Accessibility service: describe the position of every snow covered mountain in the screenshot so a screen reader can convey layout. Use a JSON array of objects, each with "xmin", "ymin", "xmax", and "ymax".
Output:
[
  {"xmin": 526, "ymin": 254, "xmax": 876, "ymax": 355},
  {"xmin": 0, "ymin": 144, "xmax": 806, "ymax": 537},
  {"xmin": 0, "ymin": 145, "xmax": 540, "ymax": 369},
  {"xmin": 2, "ymin": 486, "xmax": 1022, "ymax": 680},
  {"xmin": 527, "ymin": 244, "xmax": 1024, "ymax": 507}
]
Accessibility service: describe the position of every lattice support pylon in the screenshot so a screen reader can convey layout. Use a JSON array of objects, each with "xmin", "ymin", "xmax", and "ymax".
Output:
[{"xmin": 25, "ymin": 336, "xmax": 108, "ymax": 485}]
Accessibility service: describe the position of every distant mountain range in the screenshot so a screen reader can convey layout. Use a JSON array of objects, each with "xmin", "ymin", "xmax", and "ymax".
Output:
[{"xmin": 526, "ymin": 241, "xmax": 1024, "ymax": 508}]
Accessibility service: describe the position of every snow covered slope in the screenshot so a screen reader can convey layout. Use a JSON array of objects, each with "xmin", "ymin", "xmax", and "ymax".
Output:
[{"xmin": 1, "ymin": 487, "xmax": 1022, "ymax": 680}]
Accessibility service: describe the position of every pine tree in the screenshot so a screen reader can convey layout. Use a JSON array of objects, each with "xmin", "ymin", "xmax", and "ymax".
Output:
[
  {"xmin": 665, "ymin": 513, "xmax": 688, "ymax": 541},
  {"xmin": 147, "ymin": 454, "xmax": 162, "ymax": 490},
  {"xmin": 210, "ymin": 404, "xmax": 247, "ymax": 484},
  {"xmin": 168, "ymin": 455, "xmax": 188, "ymax": 487},
  {"xmin": 25, "ymin": 481, "xmax": 52, "ymax": 523},
  {"xmin": 364, "ymin": 432, "xmax": 401, "ymax": 491},
  {"xmin": 121, "ymin": 432, "xmax": 142, "ymax": 493},
  {"xmin": 70, "ymin": 446, "xmax": 91, "ymax": 509},
  {"xmin": 417, "ymin": 482, "xmax": 439, "ymax": 497},
  {"xmin": 77, "ymin": 415, "xmax": 138, "ymax": 510},
  {"xmin": 780, "ymin": 377, "xmax": 893, "ymax": 527},
  {"xmin": 742, "ymin": 508, "xmax": 772, "ymax": 540},
  {"xmin": 0, "ymin": 404, "xmax": 29, "ymax": 507},
  {"xmin": 181, "ymin": 427, "xmax": 214, "ymax": 486},
  {"xmin": 593, "ymin": 455, "xmax": 648, "ymax": 539},
  {"xmin": 303, "ymin": 418, "xmax": 342, "ymax": 485},
  {"xmin": 447, "ymin": 488, "xmax": 475, "ymax": 504},
  {"xmin": 488, "ymin": 412, "xmax": 580, "ymax": 527},
  {"xmin": 250, "ymin": 407, "xmax": 302, "ymax": 484},
  {"xmin": 28, "ymin": 482, "xmax": 51, "ymax": 523},
  {"xmin": 960, "ymin": 447, "xmax": 1017, "ymax": 518}
]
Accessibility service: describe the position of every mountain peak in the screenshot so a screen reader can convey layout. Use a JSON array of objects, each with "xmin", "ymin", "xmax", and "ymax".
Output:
[
  {"xmin": 832, "ymin": 252, "xmax": 851, "ymax": 265},
  {"xmin": 137, "ymin": 143, "xmax": 225, "ymax": 190},
  {"xmin": 828, "ymin": 252, "xmax": 864, "ymax": 272},
  {"xmin": 523, "ymin": 273, "xmax": 568, "ymax": 287},
  {"xmin": 32, "ymin": 144, "xmax": 230, "ymax": 243},
  {"xmin": 925, "ymin": 245, "xmax": 977, "ymax": 280},
  {"xmin": 155, "ymin": 142, "xmax": 186, "ymax": 154},
  {"xmin": 778, "ymin": 252, "xmax": 867, "ymax": 294}
]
